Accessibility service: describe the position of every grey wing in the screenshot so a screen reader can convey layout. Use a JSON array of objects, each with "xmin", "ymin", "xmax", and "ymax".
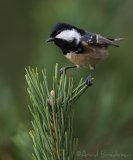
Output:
[{"xmin": 81, "ymin": 31, "xmax": 119, "ymax": 47}]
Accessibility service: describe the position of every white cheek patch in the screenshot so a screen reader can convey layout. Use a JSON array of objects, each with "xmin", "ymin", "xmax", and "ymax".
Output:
[{"xmin": 56, "ymin": 29, "xmax": 81, "ymax": 44}]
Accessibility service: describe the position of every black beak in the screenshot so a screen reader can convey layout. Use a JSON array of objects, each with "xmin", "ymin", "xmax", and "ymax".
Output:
[{"xmin": 46, "ymin": 37, "xmax": 55, "ymax": 42}]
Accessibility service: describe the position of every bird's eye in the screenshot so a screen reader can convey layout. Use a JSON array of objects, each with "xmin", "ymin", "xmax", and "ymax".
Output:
[{"xmin": 57, "ymin": 30, "xmax": 61, "ymax": 34}]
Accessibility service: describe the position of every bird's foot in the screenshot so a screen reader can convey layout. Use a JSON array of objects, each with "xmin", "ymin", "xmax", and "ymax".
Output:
[
  {"xmin": 85, "ymin": 75, "xmax": 94, "ymax": 86},
  {"xmin": 59, "ymin": 67, "xmax": 66, "ymax": 75}
]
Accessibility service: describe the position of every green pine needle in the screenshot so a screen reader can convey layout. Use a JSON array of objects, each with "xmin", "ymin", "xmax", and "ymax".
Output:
[{"xmin": 25, "ymin": 64, "xmax": 90, "ymax": 160}]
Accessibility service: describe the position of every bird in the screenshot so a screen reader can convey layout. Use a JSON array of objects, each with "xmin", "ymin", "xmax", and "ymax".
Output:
[{"xmin": 47, "ymin": 22, "xmax": 123, "ymax": 86}]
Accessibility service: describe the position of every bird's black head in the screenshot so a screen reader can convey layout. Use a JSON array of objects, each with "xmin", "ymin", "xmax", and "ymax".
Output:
[{"xmin": 47, "ymin": 22, "xmax": 85, "ymax": 54}]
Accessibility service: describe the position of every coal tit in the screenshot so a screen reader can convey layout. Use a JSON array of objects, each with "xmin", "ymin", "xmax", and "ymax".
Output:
[{"xmin": 47, "ymin": 22, "xmax": 122, "ymax": 86}]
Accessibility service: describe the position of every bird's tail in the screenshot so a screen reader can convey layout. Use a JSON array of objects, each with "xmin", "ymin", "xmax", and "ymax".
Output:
[
  {"xmin": 114, "ymin": 38, "xmax": 124, "ymax": 42},
  {"xmin": 108, "ymin": 38, "xmax": 124, "ymax": 47}
]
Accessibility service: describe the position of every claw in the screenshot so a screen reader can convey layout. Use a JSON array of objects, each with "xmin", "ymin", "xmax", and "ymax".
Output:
[
  {"xmin": 59, "ymin": 67, "xmax": 66, "ymax": 75},
  {"xmin": 85, "ymin": 75, "xmax": 94, "ymax": 86}
]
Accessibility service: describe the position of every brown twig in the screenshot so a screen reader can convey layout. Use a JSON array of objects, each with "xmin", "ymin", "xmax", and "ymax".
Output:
[{"xmin": 47, "ymin": 90, "xmax": 59, "ymax": 160}]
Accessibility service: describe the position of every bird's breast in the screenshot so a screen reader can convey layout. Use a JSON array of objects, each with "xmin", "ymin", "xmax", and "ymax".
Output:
[{"xmin": 65, "ymin": 47, "xmax": 108, "ymax": 68}]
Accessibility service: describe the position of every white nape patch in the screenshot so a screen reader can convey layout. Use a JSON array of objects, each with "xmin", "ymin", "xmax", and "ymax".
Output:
[{"xmin": 56, "ymin": 29, "xmax": 81, "ymax": 44}]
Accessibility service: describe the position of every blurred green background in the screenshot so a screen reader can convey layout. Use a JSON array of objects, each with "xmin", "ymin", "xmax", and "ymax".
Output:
[{"xmin": 0, "ymin": 0, "xmax": 133, "ymax": 159}]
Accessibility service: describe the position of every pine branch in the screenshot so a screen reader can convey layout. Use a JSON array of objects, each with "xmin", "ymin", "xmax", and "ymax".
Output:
[{"xmin": 25, "ymin": 64, "xmax": 90, "ymax": 160}]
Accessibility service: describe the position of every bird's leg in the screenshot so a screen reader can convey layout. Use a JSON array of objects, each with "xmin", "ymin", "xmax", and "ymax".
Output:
[
  {"xmin": 60, "ymin": 65, "xmax": 78, "ymax": 75},
  {"xmin": 85, "ymin": 68, "xmax": 94, "ymax": 86}
]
